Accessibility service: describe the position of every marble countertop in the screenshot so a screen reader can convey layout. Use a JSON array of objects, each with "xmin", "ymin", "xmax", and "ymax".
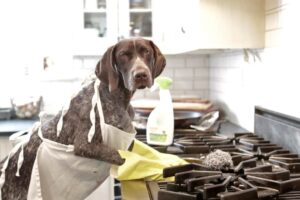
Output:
[{"xmin": 0, "ymin": 119, "xmax": 38, "ymax": 136}]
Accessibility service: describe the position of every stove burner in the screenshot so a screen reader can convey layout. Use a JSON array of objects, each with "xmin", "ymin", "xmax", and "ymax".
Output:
[
  {"xmin": 174, "ymin": 135, "xmax": 237, "ymax": 154},
  {"xmin": 147, "ymin": 162, "xmax": 300, "ymax": 199},
  {"xmin": 145, "ymin": 132, "xmax": 300, "ymax": 200}
]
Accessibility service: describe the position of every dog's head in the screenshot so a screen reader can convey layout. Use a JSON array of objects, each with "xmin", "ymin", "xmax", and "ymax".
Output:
[{"xmin": 95, "ymin": 38, "xmax": 166, "ymax": 92}]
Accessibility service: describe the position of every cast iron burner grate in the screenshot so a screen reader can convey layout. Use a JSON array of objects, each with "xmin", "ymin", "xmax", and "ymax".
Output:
[{"xmin": 145, "ymin": 132, "xmax": 300, "ymax": 200}]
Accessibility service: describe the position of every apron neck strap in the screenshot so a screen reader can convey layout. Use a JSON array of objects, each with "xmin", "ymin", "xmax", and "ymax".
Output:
[
  {"xmin": 87, "ymin": 79, "xmax": 105, "ymax": 143},
  {"xmin": 94, "ymin": 79, "xmax": 105, "ymax": 124}
]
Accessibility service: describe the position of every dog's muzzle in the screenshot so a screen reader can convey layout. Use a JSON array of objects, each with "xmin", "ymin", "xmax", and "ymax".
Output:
[{"xmin": 130, "ymin": 65, "xmax": 151, "ymax": 89}]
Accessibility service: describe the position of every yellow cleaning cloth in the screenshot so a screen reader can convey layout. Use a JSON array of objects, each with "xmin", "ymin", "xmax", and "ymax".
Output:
[{"xmin": 111, "ymin": 139, "xmax": 187, "ymax": 199}]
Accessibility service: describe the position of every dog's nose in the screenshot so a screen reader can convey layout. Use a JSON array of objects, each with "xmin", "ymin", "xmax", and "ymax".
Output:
[
  {"xmin": 134, "ymin": 72, "xmax": 148, "ymax": 80},
  {"xmin": 131, "ymin": 66, "xmax": 152, "ymax": 89},
  {"xmin": 134, "ymin": 71, "xmax": 149, "ymax": 81}
]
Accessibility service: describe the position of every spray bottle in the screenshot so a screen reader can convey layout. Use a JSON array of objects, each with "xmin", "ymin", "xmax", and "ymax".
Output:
[{"xmin": 146, "ymin": 77, "xmax": 174, "ymax": 146}]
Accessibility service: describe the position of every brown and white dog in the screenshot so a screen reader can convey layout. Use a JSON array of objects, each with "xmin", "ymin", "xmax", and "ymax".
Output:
[{"xmin": 0, "ymin": 38, "xmax": 166, "ymax": 199}]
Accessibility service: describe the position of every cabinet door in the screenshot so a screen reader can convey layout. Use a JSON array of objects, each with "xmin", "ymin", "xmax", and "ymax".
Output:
[
  {"xmin": 76, "ymin": 0, "xmax": 118, "ymax": 55},
  {"xmin": 83, "ymin": 0, "xmax": 108, "ymax": 38},
  {"xmin": 158, "ymin": 0, "xmax": 264, "ymax": 52},
  {"xmin": 157, "ymin": 0, "xmax": 201, "ymax": 54},
  {"xmin": 82, "ymin": 0, "xmax": 118, "ymax": 40}
]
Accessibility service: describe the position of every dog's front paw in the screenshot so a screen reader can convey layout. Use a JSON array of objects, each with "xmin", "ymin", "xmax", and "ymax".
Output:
[
  {"xmin": 113, "ymin": 157, "xmax": 126, "ymax": 166},
  {"xmin": 74, "ymin": 143, "xmax": 126, "ymax": 165},
  {"xmin": 107, "ymin": 150, "xmax": 126, "ymax": 165}
]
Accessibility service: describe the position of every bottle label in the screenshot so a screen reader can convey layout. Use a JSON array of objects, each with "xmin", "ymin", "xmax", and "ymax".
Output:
[
  {"xmin": 149, "ymin": 128, "xmax": 167, "ymax": 142},
  {"xmin": 150, "ymin": 132, "xmax": 167, "ymax": 142}
]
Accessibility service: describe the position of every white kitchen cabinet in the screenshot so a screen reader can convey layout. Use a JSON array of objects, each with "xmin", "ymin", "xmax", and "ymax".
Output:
[
  {"xmin": 74, "ymin": 0, "xmax": 264, "ymax": 55},
  {"xmin": 155, "ymin": 0, "xmax": 202, "ymax": 54},
  {"xmin": 158, "ymin": 0, "xmax": 265, "ymax": 54}
]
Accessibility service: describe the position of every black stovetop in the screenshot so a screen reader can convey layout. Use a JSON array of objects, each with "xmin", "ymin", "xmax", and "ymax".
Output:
[{"xmin": 137, "ymin": 128, "xmax": 300, "ymax": 200}]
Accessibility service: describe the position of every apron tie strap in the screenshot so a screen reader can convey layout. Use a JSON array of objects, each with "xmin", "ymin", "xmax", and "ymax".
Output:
[
  {"xmin": 56, "ymin": 92, "xmax": 77, "ymax": 137},
  {"xmin": 16, "ymin": 144, "xmax": 25, "ymax": 177},
  {"xmin": 55, "ymin": 78, "xmax": 104, "ymax": 144},
  {"xmin": 87, "ymin": 79, "xmax": 101, "ymax": 143},
  {"xmin": 56, "ymin": 108, "xmax": 67, "ymax": 137}
]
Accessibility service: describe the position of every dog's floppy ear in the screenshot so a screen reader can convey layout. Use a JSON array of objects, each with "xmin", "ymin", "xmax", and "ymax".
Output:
[
  {"xmin": 95, "ymin": 45, "xmax": 119, "ymax": 92},
  {"xmin": 149, "ymin": 40, "xmax": 166, "ymax": 78}
]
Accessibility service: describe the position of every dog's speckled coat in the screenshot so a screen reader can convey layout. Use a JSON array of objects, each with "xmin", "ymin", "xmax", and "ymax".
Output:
[{"xmin": 0, "ymin": 38, "xmax": 165, "ymax": 199}]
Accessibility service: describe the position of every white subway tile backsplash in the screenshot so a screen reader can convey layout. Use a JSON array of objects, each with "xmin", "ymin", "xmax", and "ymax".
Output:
[
  {"xmin": 209, "ymin": 23, "xmax": 300, "ymax": 131},
  {"xmin": 209, "ymin": 80, "xmax": 242, "ymax": 95},
  {"xmin": 186, "ymin": 55, "xmax": 207, "ymax": 67},
  {"xmin": 174, "ymin": 68, "xmax": 194, "ymax": 78},
  {"xmin": 171, "ymin": 90, "xmax": 193, "ymax": 97},
  {"xmin": 210, "ymin": 68, "xmax": 243, "ymax": 85},
  {"xmin": 183, "ymin": 90, "xmax": 206, "ymax": 98},
  {"xmin": 209, "ymin": 53, "xmax": 244, "ymax": 68},
  {"xmin": 210, "ymin": 68, "xmax": 226, "ymax": 80},
  {"xmin": 160, "ymin": 68, "xmax": 174, "ymax": 77},
  {"xmin": 139, "ymin": 54, "xmax": 209, "ymax": 99},
  {"xmin": 195, "ymin": 68, "xmax": 209, "ymax": 78},
  {"xmin": 165, "ymin": 55, "xmax": 186, "ymax": 68},
  {"xmin": 208, "ymin": 56, "xmax": 222, "ymax": 68},
  {"xmin": 68, "ymin": 54, "xmax": 210, "ymax": 104},
  {"xmin": 173, "ymin": 80, "xmax": 194, "ymax": 90},
  {"xmin": 194, "ymin": 80, "xmax": 209, "ymax": 90},
  {"xmin": 226, "ymin": 54, "xmax": 246, "ymax": 68}
]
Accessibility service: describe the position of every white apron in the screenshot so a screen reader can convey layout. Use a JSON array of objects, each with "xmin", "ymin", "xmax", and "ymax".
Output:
[{"xmin": 0, "ymin": 79, "xmax": 136, "ymax": 200}]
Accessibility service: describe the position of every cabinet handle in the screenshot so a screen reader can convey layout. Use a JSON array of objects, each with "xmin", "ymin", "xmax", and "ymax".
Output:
[{"xmin": 181, "ymin": 27, "xmax": 186, "ymax": 34}]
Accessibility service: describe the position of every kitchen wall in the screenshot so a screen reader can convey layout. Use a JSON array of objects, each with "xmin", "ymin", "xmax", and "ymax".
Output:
[
  {"xmin": 73, "ymin": 54, "xmax": 209, "ymax": 100},
  {"xmin": 208, "ymin": 0, "xmax": 300, "ymax": 131},
  {"xmin": 3, "ymin": 0, "xmax": 299, "ymax": 133},
  {"xmin": 2, "ymin": 49, "xmax": 209, "ymax": 114}
]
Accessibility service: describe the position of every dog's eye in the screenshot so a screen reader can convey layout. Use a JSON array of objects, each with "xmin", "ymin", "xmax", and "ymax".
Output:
[
  {"xmin": 119, "ymin": 51, "xmax": 132, "ymax": 58},
  {"xmin": 144, "ymin": 48, "xmax": 150, "ymax": 55},
  {"xmin": 119, "ymin": 51, "xmax": 127, "ymax": 56}
]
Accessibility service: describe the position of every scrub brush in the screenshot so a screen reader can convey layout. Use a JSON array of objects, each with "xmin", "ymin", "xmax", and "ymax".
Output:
[{"xmin": 203, "ymin": 149, "xmax": 233, "ymax": 170}]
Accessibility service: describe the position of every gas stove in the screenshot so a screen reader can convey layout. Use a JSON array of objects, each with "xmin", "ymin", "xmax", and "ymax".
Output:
[{"xmin": 139, "ymin": 131, "xmax": 300, "ymax": 200}]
